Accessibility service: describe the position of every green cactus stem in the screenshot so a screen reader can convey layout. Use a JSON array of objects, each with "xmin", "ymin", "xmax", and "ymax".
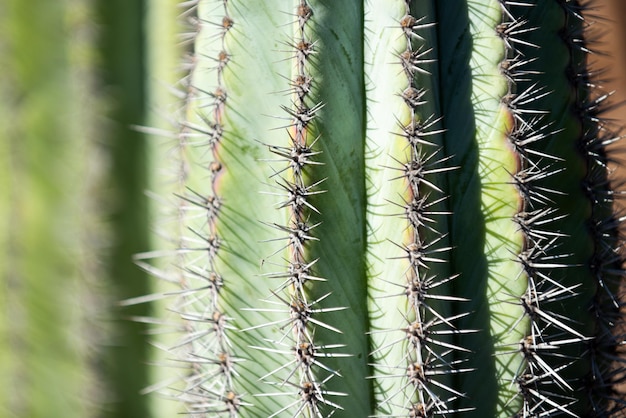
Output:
[{"xmin": 141, "ymin": 1, "xmax": 626, "ymax": 417}]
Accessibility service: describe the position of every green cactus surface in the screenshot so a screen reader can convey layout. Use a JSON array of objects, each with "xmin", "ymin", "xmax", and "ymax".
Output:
[{"xmin": 142, "ymin": 0, "xmax": 626, "ymax": 417}]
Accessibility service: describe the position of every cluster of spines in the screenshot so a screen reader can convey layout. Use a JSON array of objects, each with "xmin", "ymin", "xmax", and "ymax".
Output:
[
  {"xmin": 558, "ymin": 1, "xmax": 626, "ymax": 415},
  {"xmin": 498, "ymin": 1, "xmax": 580, "ymax": 416},
  {"xmin": 172, "ymin": 1, "xmax": 242, "ymax": 415},
  {"xmin": 496, "ymin": 1, "xmax": 626, "ymax": 416},
  {"xmin": 252, "ymin": 3, "xmax": 346, "ymax": 417},
  {"xmin": 372, "ymin": 3, "xmax": 471, "ymax": 417}
]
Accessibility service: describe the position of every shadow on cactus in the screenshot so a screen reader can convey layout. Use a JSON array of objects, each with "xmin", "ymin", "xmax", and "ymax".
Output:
[{"xmin": 136, "ymin": 0, "xmax": 626, "ymax": 416}]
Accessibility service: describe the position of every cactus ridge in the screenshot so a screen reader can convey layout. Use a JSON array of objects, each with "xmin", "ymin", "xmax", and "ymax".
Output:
[
  {"xmin": 498, "ymin": 2, "xmax": 586, "ymax": 416},
  {"xmin": 165, "ymin": 0, "xmax": 245, "ymax": 415},
  {"xmin": 367, "ymin": 2, "xmax": 474, "ymax": 417},
  {"xmin": 251, "ymin": 2, "xmax": 348, "ymax": 417}
]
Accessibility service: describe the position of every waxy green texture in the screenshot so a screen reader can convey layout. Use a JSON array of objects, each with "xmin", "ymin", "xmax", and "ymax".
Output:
[{"xmin": 144, "ymin": 1, "xmax": 626, "ymax": 417}]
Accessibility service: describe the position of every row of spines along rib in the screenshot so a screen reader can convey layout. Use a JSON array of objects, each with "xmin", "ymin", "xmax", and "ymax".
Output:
[
  {"xmin": 169, "ymin": 0, "xmax": 242, "ymax": 415},
  {"xmin": 366, "ymin": 2, "xmax": 472, "ymax": 417},
  {"xmin": 251, "ymin": 2, "xmax": 348, "ymax": 417},
  {"xmin": 500, "ymin": 1, "xmax": 626, "ymax": 416},
  {"xmin": 500, "ymin": 1, "xmax": 588, "ymax": 416}
]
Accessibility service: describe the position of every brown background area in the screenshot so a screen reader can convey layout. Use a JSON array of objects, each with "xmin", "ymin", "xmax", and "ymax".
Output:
[
  {"xmin": 591, "ymin": 1, "xmax": 626, "ymax": 200},
  {"xmin": 590, "ymin": 0, "xmax": 626, "ymax": 398}
]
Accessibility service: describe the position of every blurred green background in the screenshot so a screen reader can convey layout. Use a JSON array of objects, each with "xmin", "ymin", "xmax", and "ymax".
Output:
[
  {"xmin": 1, "ymin": 1, "xmax": 625, "ymax": 417},
  {"xmin": 0, "ymin": 0, "xmax": 180, "ymax": 416}
]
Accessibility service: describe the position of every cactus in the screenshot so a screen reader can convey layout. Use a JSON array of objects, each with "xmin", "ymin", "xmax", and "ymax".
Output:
[
  {"xmin": 0, "ymin": 1, "xmax": 112, "ymax": 417},
  {"xmin": 1, "ymin": 0, "xmax": 155, "ymax": 416},
  {"xmin": 142, "ymin": 0, "xmax": 626, "ymax": 417}
]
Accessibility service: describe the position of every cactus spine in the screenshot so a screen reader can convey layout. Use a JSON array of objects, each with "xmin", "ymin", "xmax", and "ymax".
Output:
[{"xmin": 143, "ymin": 1, "xmax": 626, "ymax": 417}]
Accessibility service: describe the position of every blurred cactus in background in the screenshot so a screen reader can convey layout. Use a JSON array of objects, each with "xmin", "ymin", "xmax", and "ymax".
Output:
[{"xmin": 0, "ymin": 0, "xmax": 151, "ymax": 416}]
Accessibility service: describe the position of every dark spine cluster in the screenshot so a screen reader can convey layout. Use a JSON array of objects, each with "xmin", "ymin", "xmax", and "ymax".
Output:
[
  {"xmin": 558, "ymin": 1, "xmax": 626, "ymax": 415},
  {"xmin": 174, "ymin": 1, "xmax": 241, "ymax": 416},
  {"xmin": 375, "ymin": 3, "xmax": 469, "ymax": 417},
  {"xmin": 496, "ymin": 1, "xmax": 626, "ymax": 416},
  {"xmin": 253, "ymin": 2, "xmax": 345, "ymax": 417},
  {"xmin": 498, "ymin": 1, "xmax": 581, "ymax": 416}
]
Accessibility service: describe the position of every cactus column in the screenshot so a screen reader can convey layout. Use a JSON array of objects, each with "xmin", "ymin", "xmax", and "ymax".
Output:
[{"xmin": 144, "ymin": 1, "xmax": 626, "ymax": 417}]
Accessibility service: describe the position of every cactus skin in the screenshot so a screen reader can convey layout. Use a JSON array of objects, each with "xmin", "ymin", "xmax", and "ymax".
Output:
[{"xmin": 143, "ymin": 0, "xmax": 626, "ymax": 417}]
